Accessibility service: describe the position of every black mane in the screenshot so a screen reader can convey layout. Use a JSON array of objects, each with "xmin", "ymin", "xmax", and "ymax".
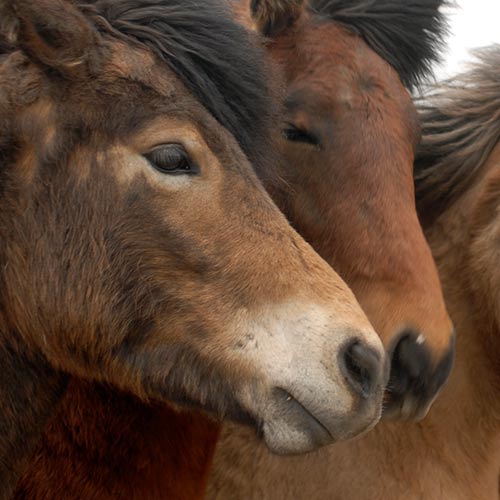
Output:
[
  {"xmin": 310, "ymin": 0, "xmax": 449, "ymax": 90},
  {"xmin": 81, "ymin": 0, "xmax": 277, "ymax": 166}
]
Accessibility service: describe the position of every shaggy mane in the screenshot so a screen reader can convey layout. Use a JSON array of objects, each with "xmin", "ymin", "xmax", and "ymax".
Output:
[
  {"xmin": 310, "ymin": 0, "xmax": 449, "ymax": 90},
  {"xmin": 415, "ymin": 45, "xmax": 500, "ymax": 221},
  {"xmin": 78, "ymin": 0, "xmax": 277, "ymax": 167}
]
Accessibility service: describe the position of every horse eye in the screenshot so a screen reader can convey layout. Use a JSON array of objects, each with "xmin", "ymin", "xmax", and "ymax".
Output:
[
  {"xmin": 282, "ymin": 125, "xmax": 320, "ymax": 148},
  {"xmin": 144, "ymin": 144, "xmax": 200, "ymax": 175}
]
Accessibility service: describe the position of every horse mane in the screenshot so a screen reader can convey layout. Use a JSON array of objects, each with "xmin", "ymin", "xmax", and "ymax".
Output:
[
  {"xmin": 415, "ymin": 45, "xmax": 500, "ymax": 221},
  {"xmin": 71, "ymin": 0, "xmax": 279, "ymax": 168},
  {"xmin": 309, "ymin": 0, "xmax": 449, "ymax": 90}
]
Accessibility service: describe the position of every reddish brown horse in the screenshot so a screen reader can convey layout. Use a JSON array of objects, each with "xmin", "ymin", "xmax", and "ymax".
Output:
[
  {"xmin": 244, "ymin": 0, "xmax": 455, "ymax": 421},
  {"xmin": 210, "ymin": 0, "xmax": 460, "ymax": 496},
  {"xmin": 208, "ymin": 46, "xmax": 500, "ymax": 500},
  {"xmin": 14, "ymin": 0, "xmax": 454, "ymax": 498},
  {"xmin": 0, "ymin": 0, "xmax": 390, "ymax": 497}
]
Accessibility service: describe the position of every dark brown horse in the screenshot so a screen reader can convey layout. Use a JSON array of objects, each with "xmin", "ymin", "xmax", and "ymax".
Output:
[
  {"xmin": 210, "ymin": 47, "xmax": 500, "ymax": 500},
  {"xmin": 0, "ymin": 0, "xmax": 390, "ymax": 497},
  {"xmin": 14, "ymin": 0, "xmax": 452, "ymax": 498},
  {"xmin": 14, "ymin": 0, "xmax": 454, "ymax": 498}
]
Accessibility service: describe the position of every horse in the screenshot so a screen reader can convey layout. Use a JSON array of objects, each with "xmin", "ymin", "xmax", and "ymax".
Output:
[
  {"xmin": 209, "ymin": 46, "xmax": 500, "ymax": 500},
  {"xmin": 242, "ymin": 0, "xmax": 455, "ymax": 421},
  {"xmin": 13, "ymin": 0, "xmax": 455, "ymax": 497},
  {"xmin": 0, "ymin": 0, "xmax": 391, "ymax": 497},
  {"xmin": 208, "ymin": 0, "xmax": 460, "ymax": 496}
]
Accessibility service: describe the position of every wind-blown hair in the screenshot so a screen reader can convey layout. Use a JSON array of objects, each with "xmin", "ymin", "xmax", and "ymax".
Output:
[
  {"xmin": 78, "ymin": 0, "xmax": 278, "ymax": 167},
  {"xmin": 415, "ymin": 45, "xmax": 500, "ymax": 220},
  {"xmin": 310, "ymin": 0, "xmax": 449, "ymax": 89}
]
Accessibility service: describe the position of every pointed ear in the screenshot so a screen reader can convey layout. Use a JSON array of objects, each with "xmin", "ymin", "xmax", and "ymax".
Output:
[
  {"xmin": 250, "ymin": 0, "xmax": 305, "ymax": 37},
  {"xmin": 2, "ymin": 0, "xmax": 101, "ymax": 77}
]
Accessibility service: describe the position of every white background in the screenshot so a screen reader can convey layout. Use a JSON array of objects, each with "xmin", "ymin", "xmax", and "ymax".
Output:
[{"xmin": 435, "ymin": 0, "xmax": 500, "ymax": 80}]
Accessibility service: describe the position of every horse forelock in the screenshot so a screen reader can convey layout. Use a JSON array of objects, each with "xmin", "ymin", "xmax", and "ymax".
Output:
[
  {"xmin": 0, "ymin": 0, "xmax": 285, "ymax": 191},
  {"xmin": 310, "ymin": 0, "xmax": 449, "ymax": 90},
  {"xmin": 78, "ymin": 0, "xmax": 280, "ymax": 171},
  {"xmin": 415, "ymin": 45, "xmax": 500, "ymax": 222}
]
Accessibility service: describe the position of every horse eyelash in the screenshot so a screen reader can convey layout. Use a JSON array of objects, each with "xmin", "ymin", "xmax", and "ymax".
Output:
[{"xmin": 282, "ymin": 125, "xmax": 321, "ymax": 147}]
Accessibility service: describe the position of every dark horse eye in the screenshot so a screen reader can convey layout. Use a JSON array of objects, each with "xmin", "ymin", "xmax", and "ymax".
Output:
[
  {"xmin": 144, "ymin": 144, "xmax": 200, "ymax": 175},
  {"xmin": 282, "ymin": 125, "xmax": 320, "ymax": 148}
]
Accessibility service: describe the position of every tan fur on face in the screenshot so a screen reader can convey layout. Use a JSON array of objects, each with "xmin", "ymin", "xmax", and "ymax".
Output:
[{"xmin": 111, "ymin": 119, "xmax": 213, "ymax": 189}]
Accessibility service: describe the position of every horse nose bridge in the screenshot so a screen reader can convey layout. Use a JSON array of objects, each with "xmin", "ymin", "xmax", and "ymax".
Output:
[
  {"xmin": 394, "ymin": 265, "xmax": 454, "ymax": 354},
  {"xmin": 261, "ymin": 247, "xmax": 382, "ymax": 341},
  {"xmin": 239, "ymin": 299, "xmax": 385, "ymax": 383},
  {"xmin": 386, "ymin": 305, "xmax": 454, "ymax": 359},
  {"xmin": 357, "ymin": 280, "xmax": 454, "ymax": 360}
]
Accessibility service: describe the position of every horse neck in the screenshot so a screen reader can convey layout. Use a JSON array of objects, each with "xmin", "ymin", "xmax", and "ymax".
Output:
[
  {"xmin": 417, "ymin": 153, "xmax": 500, "ymax": 480},
  {"xmin": 14, "ymin": 380, "xmax": 221, "ymax": 499},
  {"xmin": 0, "ymin": 318, "xmax": 66, "ymax": 499},
  {"xmin": 427, "ymin": 141, "xmax": 500, "ymax": 395},
  {"xmin": 0, "ymin": 192, "xmax": 66, "ymax": 496}
]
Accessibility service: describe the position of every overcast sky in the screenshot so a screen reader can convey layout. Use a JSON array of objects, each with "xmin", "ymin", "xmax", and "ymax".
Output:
[{"xmin": 435, "ymin": 0, "xmax": 500, "ymax": 80}]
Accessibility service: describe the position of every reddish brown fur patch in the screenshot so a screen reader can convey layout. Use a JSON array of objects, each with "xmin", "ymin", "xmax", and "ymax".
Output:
[
  {"xmin": 15, "ymin": 382, "xmax": 221, "ymax": 500},
  {"xmin": 268, "ymin": 18, "xmax": 452, "ymax": 358}
]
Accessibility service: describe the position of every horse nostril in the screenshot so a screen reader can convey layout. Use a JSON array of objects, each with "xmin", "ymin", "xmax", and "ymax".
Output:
[
  {"xmin": 388, "ymin": 331, "xmax": 433, "ymax": 397},
  {"xmin": 382, "ymin": 330, "xmax": 455, "ymax": 420},
  {"xmin": 341, "ymin": 341, "xmax": 381, "ymax": 398}
]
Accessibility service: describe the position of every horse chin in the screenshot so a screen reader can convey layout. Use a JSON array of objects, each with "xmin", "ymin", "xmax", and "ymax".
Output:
[
  {"xmin": 259, "ymin": 391, "xmax": 334, "ymax": 455},
  {"xmin": 253, "ymin": 386, "xmax": 385, "ymax": 455},
  {"xmin": 382, "ymin": 392, "xmax": 437, "ymax": 422}
]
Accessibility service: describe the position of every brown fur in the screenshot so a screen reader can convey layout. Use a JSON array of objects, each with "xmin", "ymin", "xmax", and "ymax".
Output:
[
  {"xmin": 250, "ymin": 0, "xmax": 305, "ymax": 35},
  {"xmin": 247, "ymin": 0, "xmax": 454, "ymax": 419},
  {"xmin": 208, "ymin": 46, "xmax": 500, "ymax": 500},
  {"xmin": 12, "ymin": 1, "xmax": 453, "ymax": 498},
  {"xmin": 416, "ymin": 46, "xmax": 500, "ymax": 222},
  {"xmin": 17, "ymin": 381, "xmax": 221, "ymax": 500},
  {"xmin": 1, "ymin": 0, "xmax": 388, "ymax": 497}
]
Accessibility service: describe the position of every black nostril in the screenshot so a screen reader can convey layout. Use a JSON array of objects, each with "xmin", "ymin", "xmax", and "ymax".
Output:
[
  {"xmin": 341, "ymin": 341, "xmax": 381, "ymax": 398},
  {"xmin": 383, "ymin": 330, "xmax": 455, "ymax": 420},
  {"xmin": 387, "ymin": 331, "xmax": 432, "ymax": 399}
]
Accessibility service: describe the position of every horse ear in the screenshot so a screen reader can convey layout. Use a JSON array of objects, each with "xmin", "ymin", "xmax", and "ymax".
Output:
[
  {"xmin": 2, "ymin": 0, "xmax": 100, "ymax": 77},
  {"xmin": 250, "ymin": 0, "xmax": 305, "ymax": 37}
]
